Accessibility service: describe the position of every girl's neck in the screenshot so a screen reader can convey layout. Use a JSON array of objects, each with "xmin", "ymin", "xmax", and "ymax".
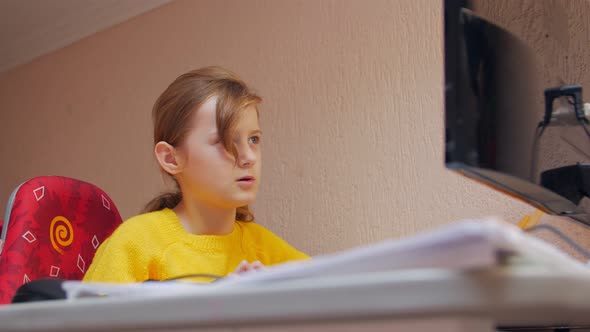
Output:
[{"xmin": 172, "ymin": 199, "xmax": 236, "ymax": 235}]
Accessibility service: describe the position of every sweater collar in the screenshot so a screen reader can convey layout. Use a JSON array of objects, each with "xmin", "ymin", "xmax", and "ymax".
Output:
[{"xmin": 161, "ymin": 208, "xmax": 243, "ymax": 251}]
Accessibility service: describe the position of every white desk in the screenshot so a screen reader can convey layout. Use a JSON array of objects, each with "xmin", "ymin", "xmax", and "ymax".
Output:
[{"xmin": 1, "ymin": 265, "xmax": 590, "ymax": 332}]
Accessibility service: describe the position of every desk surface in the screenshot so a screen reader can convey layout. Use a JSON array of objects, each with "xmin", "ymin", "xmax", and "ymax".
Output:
[{"xmin": 1, "ymin": 265, "xmax": 590, "ymax": 331}]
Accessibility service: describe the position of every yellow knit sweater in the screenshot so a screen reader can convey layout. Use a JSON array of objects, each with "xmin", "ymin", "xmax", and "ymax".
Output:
[{"xmin": 83, "ymin": 208, "xmax": 308, "ymax": 283}]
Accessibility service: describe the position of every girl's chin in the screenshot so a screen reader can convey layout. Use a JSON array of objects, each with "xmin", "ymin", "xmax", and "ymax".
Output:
[{"xmin": 230, "ymin": 195, "xmax": 257, "ymax": 207}]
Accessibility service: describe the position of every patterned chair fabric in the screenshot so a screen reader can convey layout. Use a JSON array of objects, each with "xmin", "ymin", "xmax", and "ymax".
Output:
[{"xmin": 0, "ymin": 176, "xmax": 122, "ymax": 304}]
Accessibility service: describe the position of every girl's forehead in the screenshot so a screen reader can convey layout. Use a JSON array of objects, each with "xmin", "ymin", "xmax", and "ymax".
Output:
[
  {"xmin": 193, "ymin": 97, "xmax": 217, "ymax": 123},
  {"xmin": 191, "ymin": 97, "xmax": 260, "ymax": 132},
  {"xmin": 192, "ymin": 97, "xmax": 218, "ymax": 129},
  {"xmin": 235, "ymin": 106, "xmax": 260, "ymax": 129}
]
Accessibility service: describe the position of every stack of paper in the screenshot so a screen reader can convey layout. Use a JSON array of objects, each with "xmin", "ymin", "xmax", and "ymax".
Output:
[{"xmin": 62, "ymin": 218, "xmax": 588, "ymax": 299}]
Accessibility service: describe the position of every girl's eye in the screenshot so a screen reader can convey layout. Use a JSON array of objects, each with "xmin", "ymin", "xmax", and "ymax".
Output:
[{"xmin": 249, "ymin": 136, "xmax": 261, "ymax": 144}]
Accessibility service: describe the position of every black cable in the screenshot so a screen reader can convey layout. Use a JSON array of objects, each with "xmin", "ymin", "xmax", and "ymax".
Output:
[
  {"xmin": 527, "ymin": 224, "xmax": 590, "ymax": 260},
  {"xmin": 145, "ymin": 273, "xmax": 224, "ymax": 283},
  {"xmin": 568, "ymin": 96, "xmax": 576, "ymax": 105},
  {"xmin": 530, "ymin": 122, "xmax": 545, "ymax": 183},
  {"xmin": 578, "ymin": 119, "xmax": 590, "ymax": 141},
  {"xmin": 530, "ymin": 114, "xmax": 590, "ymax": 183}
]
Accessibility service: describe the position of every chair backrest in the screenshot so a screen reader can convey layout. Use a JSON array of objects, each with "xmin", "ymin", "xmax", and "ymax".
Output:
[{"xmin": 0, "ymin": 176, "xmax": 122, "ymax": 304}]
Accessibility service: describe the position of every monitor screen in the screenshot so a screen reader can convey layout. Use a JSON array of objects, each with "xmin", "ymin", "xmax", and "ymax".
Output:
[{"xmin": 444, "ymin": 0, "xmax": 590, "ymax": 225}]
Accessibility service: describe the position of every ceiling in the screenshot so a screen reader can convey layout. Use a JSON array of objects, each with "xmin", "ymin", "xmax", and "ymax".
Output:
[{"xmin": 0, "ymin": 0, "xmax": 171, "ymax": 73}]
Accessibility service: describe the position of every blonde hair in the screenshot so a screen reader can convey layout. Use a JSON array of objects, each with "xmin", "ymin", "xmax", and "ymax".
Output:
[{"xmin": 143, "ymin": 66, "xmax": 262, "ymax": 221}]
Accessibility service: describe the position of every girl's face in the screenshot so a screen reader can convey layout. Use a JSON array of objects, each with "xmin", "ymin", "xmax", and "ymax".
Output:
[{"xmin": 176, "ymin": 96, "xmax": 262, "ymax": 209}]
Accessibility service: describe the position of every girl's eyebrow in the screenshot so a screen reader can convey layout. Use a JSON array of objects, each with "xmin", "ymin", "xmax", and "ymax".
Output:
[{"xmin": 250, "ymin": 129, "xmax": 263, "ymax": 135}]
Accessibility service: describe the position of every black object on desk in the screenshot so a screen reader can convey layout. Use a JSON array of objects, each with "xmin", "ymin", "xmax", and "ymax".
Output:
[{"xmin": 11, "ymin": 278, "xmax": 66, "ymax": 303}]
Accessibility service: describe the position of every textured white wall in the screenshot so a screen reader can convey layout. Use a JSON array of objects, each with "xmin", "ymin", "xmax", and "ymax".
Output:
[{"xmin": 0, "ymin": 0, "xmax": 585, "ymax": 257}]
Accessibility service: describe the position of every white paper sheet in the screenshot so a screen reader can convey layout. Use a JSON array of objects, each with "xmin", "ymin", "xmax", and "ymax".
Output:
[{"xmin": 62, "ymin": 217, "xmax": 588, "ymax": 299}]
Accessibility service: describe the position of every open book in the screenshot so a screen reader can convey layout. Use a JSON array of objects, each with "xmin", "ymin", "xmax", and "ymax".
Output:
[{"xmin": 62, "ymin": 218, "xmax": 589, "ymax": 299}]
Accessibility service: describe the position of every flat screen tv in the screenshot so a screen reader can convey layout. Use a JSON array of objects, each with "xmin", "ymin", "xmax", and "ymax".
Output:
[{"xmin": 444, "ymin": 0, "xmax": 590, "ymax": 225}]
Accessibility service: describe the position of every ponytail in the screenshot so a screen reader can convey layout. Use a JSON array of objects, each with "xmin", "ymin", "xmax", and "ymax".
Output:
[
  {"xmin": 142, "ymin": 191, "xmax": 182, "ymax": 213},
  {"xmin": 236, "ymin": 206, "xmax": 254, "ymax": 222}
]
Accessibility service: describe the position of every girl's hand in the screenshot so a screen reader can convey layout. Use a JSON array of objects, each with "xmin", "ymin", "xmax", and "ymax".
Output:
[{"xmin": 229, "ymin": 260, "xmax": 265, "ymax": 277}]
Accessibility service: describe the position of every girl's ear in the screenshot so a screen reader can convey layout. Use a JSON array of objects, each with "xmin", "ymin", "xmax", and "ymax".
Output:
[{"xmin": 155, "ymin": 141, "xmax": 184, "ymax": 175}]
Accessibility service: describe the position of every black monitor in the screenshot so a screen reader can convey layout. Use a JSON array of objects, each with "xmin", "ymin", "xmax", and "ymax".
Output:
[{"xmin": 444, "ymin": 0, "xmax": 590, "ymax": 225}]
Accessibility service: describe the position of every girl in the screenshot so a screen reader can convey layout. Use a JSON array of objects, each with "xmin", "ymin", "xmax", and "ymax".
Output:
[{"xmin": 84, "ymin": 66, "xmax": 308, "ymax": 283}]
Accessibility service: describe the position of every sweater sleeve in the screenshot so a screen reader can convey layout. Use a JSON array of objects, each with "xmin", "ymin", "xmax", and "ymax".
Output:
[{"xmin": 83, "ymin": 224, "xmax": 151, "ymax": 283}]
